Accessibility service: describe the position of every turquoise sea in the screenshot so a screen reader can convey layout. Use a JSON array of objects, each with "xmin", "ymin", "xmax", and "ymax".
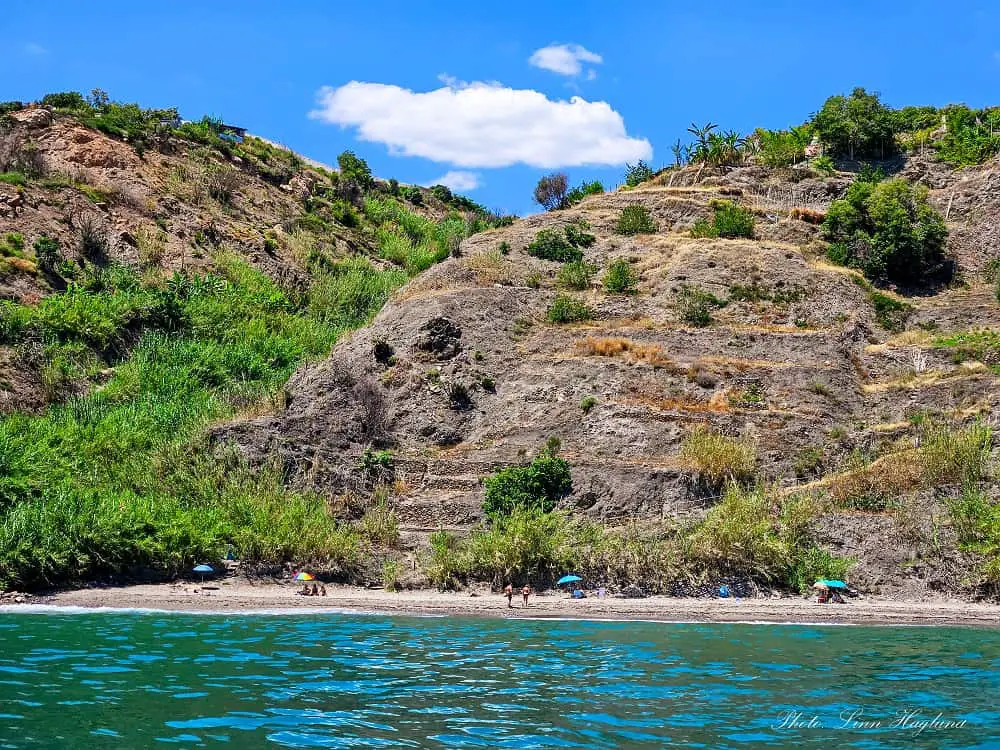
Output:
[{"xmin": 0, "ymin": 609, "xmax": 997, "ymax": 748}]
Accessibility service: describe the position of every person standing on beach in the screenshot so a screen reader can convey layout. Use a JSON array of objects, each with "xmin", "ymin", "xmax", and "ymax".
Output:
[
  {"xmin": 522, "ymin": 584, "xmax": 531, "ymax": 607},
  {"xmin": 504, "ymin": 583, "xmax": 514, "ymax": 608}
]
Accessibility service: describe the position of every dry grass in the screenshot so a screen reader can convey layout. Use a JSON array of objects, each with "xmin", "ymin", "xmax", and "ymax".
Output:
[
  {"xmin": 789, "ymin": 207, "xmax": 826, "ymax": 224},
  {"xmin": 462, "ymin": 249, "xmax": 517, "ymax": 286},
  {"xmin": 821, "ymin": 423, "xmax": 992, "ymax": 510},
  {"xmin": 577, "ymin": 336, "xmax": 673, "ymax": 368}
]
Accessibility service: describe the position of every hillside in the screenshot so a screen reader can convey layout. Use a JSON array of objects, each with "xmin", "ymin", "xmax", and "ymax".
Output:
[
  {"xmin": 1, "ymin": 93, "xmax": 998, "ymax": 601},
  {"xmin": 223, "ymin": 155, "xmax": 1000, "ymax": 600}
]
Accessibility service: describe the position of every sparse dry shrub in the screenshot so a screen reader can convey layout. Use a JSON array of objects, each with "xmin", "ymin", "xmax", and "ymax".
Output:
[
  {"xmin": 101, "ymin": 182, "xmax": 147, "ymax": 212},
  {"xmin": 680, "ymin": 427, "xmax": 757, "ymax": 487},
  {"xmin": 576, "ymin": 336, "xmax": 672, "ymax": 367},
  {"xmin": 464, "ymin": 249, "xmax": 515, "ymax": 285},
  {"xmin": 202, "ymin": 164, "xmax": 241, "ymax": 204},
  {"xmin": 136, "ymin": 225, "xmax": 167, "ymax": 267},
  {"xmin": 790, "ymin": 206, "xmax": 826, "ymax": 224},
  {"xmin": 353, "ymin": 376, "xmax": 388, "ymax": 441},
  {"xmin": 360, "ymin": 493, "xmax": 400, "ymax": 547},
  {"xmin": 826, "ymin": 423, "xmax": 991, "ymax": 511}
]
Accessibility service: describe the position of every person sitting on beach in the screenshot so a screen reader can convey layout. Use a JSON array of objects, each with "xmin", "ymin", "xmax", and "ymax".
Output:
[
  {"xmin": 311, "ymin": 583, "xmax": 319, "ymax": 596},
  {"xmin": 522, "ymin": 584, "xmax": 531, "ymax": 607},
  {"xmin": 504, "ymin": 583, "xmax": 514, "ymax": 608},
  {"xmin": 831, "ymin": 590, "xmax": 844, "ymax": 604},
  {"xmin": 320, "ymin": 585, "xmax": 327, "ymax": 597},
  {"xmin": 299, "ymin": 585, "xmax": 312, "ymax": 596}
]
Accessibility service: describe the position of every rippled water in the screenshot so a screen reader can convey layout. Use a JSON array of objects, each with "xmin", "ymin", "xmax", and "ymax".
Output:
[{"xmin": 0, "ymin": 609, "xmax": 997, "ymax": 748}]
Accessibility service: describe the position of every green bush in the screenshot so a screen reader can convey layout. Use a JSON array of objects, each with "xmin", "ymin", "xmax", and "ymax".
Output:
[
  {"xmin": 580, "ymin": 395, "xmax": 597, "ymax": 413},
  {"xmin": 526, "ymin": 229, "xmax": 582, "ymax": 263},
  {"xmin": 822, "ymin": 178, "xmax": 948, "ymax": 284},
  {"xmin": 337, "ymin": 150, "xmax": 374, "ymax": 190},
  {"xmin": 308, "ymin": 256, "xmax": 407, "ymax": 329},
  {"xmin": 563, "ymin": 221, "xmax": 596, "ymax": 249},
  {"xmin": 788, "ymin": 546, "xmax": 854, "ymax": 593},
  {"xmin": 676, "ymin": 285, "xmax": 726, "ymax": 326},
  {"xmin": 557, "ymin": 260, "xmax": 597, "ymax": 290},
  {"xmin": 624, "ymin": 161, "xmax": 654, "ymax": 187},
  {"xmin": 869, "ymin": 291, "xmax": 912, "ymax": 332},
  {"xmin": 616, "ymin": 204, "xmax": 657, "ymax": 235},
  {"xmin": 467, "ymin": 507, "xmax": 577, "ymax": 587},
  {"xmin": 691, "ymin": 200, "xmax": 754, "ymax": 239},
  {"xmin": 565, "ymin": 180, "xmax": 604, "ymax": 206},
  {"xmin": 0, "ymin": 172, "xmax": 26, "ymax": 186},
  {"xmin": 602, "ymin": 259, "xmax": 638, "ymax": 294},
  {"xmin": 483, "ymin": 445, "xmax": 572, "ymax": 520},
  {"xmin": 41, "ymin": 91, "xmax": 88, "ymax": 110},
  {"xmin": 546, "ymin": 294, "xmax": 593, "ymax": 324}
]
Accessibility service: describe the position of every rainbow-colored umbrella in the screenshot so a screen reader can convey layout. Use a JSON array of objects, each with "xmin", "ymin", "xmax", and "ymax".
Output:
[{"xmin": 294, "ymin": 572, "xmax": 315, "ymax": 582}]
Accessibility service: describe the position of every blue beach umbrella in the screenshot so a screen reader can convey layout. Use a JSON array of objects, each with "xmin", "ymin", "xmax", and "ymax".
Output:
[
  {"xmin": 193, "ymin": 564, "xmax": 213, "ymax": 582},
  {"xmin": 557, "ymin": 575, "xmax": 582, "ymax": 586},
  {"xmin": 822, "ymin": 580, "xmax": 849, "ymax": 589}
]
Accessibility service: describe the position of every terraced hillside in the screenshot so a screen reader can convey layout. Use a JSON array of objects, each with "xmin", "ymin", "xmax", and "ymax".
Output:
[{"xmin": 223, "ymin": 156, "xmax": 1000, "ymax": 598}]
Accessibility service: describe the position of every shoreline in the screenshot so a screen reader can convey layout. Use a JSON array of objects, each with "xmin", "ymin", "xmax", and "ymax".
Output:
[{"xmin": 4, "ymin": 581, "xmax": 998, "ymax": 627}]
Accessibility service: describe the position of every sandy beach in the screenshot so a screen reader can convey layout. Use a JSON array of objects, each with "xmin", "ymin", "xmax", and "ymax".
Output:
[{"xmin": 4, "ymin": 580, "xmax": 996, "ymax": 627}]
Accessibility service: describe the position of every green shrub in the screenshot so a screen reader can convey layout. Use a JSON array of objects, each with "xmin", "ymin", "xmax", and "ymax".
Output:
[
  {"xmin": 788, "ymin": 546, "xmax": 854, "ymax": 593},
  {"xmin": 308, "ymin": 256, "xmax": 407, "ymax": 329},
  {"xmin": 753, "ymin": 126, "xmax": 811, "ymax": 167},
  {"xmin": 624, "ymin": 161, "xmax": 654, "ymax": 187},
  {"xmin": 32, "ymin": 236, "xmax": 62, "ymax": 275},
  {"xmin": 41, "ymin": 91, "xmax": 88, "ymax": 110},
  {"xmin": 869, "ymin": 291, "xmax": 912, "ymax": 332},
  {"xmin": 812, "ymin": 155, "xmax": 836, "ymax": 176},
  {"xmin": 602, "ymin": 259, "xmax": 638, "ymax": 294},
  {"xmin": 483, "ymin": 444, "xmax": 572, "ymax": 520},
  {"xmin": 681, "ymin": 427, "xmax": 757, "ymax": 487},
  {"xmin": 467, "ymin": 506, "xmax": 576, "ymax": 586},
  {"xmin": 557, "ymin": 260, "xmax": 597, "ymax": 290},
  {"xmin": 822, "ymin": 178, "xmax": 948, "ymax": 284},
  {"xmin": 690, "ymin": 484, "xmax": 790, "ymax": 581},
  {"xmin": 565, "ymin": 180, "xmax": 604, "ymax": 206},
  {"xmin": 563, "ymin": 220, "xmax": 596, "ymax": 249},
  {"xmin": 947, "ymin": 485, "xmax": 1000, "ymax": 583},
  {"xmin": 711, "ymin": 200, "xmax": 755, "ymax": 238},
  {"xmin": 676, "ymin": 285, "xmax": 726, "ymax": 327},
  {"xmin": 580, "ymin": 395, "xmax": 597, "ymax": 413},
  {"xmin": 0, "ymin": 172, "xmax": 26, "ymax": 186},
  {"xmin": 526, "ymin": 229, "xmax": 582, "ymax": 263},
  {"xmin": 546, "ymin": 294, "xmax": 593, "ymax": 324},
  {"xmin": 690, "ymin": 200, "xmax": 754, "ymax": 239},
  {"xmin": 424, "ymin": 530, "xmax": 467, "ymax": 590},
  {"xmin": 615, "ymin": 204, "xmax": 657, "ymax": 235},
  {"xmin": 337, "ymin": 150, "xmax": 374, "ymax": 190}
]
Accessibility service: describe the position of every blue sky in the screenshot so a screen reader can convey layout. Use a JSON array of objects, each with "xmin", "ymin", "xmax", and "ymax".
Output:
[{"xmin": 2, "ymin": 1, "xmax": 998, "ymax": 214}]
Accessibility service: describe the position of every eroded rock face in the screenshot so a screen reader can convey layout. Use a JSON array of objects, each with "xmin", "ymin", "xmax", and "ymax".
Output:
[
  {"xmin": 214, "ymin": 159, "xmax": 1000, "ymax": 599},
  {"xmin": 10, "ymin": 107, "xmax": 53, "ymax": 129},
  {"xmin": 415, "ymin": 317, "xmax": 462, "ymax": 360}
]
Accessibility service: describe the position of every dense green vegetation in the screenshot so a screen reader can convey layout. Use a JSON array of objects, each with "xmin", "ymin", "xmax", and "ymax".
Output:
[
  {"xmin": 0, "ymin": 254, "xmax": 414, "ymax": 590},
  {"xmin": 525, "ymin": 221, "xmax": 595, "ymax": 263},
  {"xmin": 482, "ymin": 442, "xmax": 573, "ymax": 521},
  {"xmin": 615, "ymin": 205, "xmax": 657, "ymax": 235},
  {"xmin": 822, "ymin": 177, "xmax": 948, "ymax": 284}
]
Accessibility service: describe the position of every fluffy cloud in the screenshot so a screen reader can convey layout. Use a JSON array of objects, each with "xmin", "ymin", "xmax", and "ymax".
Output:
[
  {"xmin": 23, "ymin": 43, "xmax": 48, "ymax": 56},
  {"xmin": 425, "ymin": 171, "xmax": 481, "ymax": 191},
  {"xmin": 528, "ymin": 44, "xmax": 602, "ymax": 77},
  {"xmin": 309, "ymin": 81, "xmax": 651, "ymax": 169}
]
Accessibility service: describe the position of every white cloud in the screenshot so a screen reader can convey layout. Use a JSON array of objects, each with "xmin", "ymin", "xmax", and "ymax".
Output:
[
  {"xmin": 309, "ymin": 80, "xmax": 651, "ymax": 169},
  {"xmin": 425, "ymin": 171, "xmax": 481, "ymax": 191},
  {"xmin": 529, "ymin": 43, "xmax": 602, "ymax": 77},
  {"xmin": 23, "ymin": 42, "xmax": 47, "ymax": 56}
]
